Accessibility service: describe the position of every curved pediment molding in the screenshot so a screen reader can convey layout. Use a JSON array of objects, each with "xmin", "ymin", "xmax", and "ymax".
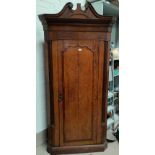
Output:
[
  {"xmin": 46, "ymin": 2, "xmax": 106, "ymax": 19},
  {"xmin": 39, "ymin": 2, "xmax": 116, "ymax": 20},
  {"xmin": 39, "ymin": 2, "xmax": 116, "ymax": 31}
]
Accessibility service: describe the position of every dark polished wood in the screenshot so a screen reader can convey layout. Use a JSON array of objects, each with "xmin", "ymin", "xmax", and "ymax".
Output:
[{"xmin": 39, "ymin": 2, "xmax": 115, "ymax": 155}]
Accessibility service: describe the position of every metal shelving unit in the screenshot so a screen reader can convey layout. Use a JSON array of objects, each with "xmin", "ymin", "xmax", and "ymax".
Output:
[{"xmin": 107, "ymin": 51, "xmax": 119, "ymax": 131}]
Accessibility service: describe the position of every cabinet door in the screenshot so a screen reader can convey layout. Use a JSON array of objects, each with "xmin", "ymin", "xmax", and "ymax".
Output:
[{"xmin": 57, "ymin": 40, "xmax": 105, "ymax": 146}]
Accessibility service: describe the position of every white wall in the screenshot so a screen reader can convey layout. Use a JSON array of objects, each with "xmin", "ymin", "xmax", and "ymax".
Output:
[{"xmin": 36, "ymin": 0, "xmax": 103, "ymax": 133}]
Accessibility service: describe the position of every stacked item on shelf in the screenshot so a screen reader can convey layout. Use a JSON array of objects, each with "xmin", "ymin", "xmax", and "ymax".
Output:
[{"xmin": 107, "ymin": 48, "xmax": 119, "ymax": 132}]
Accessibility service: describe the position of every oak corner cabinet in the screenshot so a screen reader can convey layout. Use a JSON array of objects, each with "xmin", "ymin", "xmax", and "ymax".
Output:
[{"xmin": 39, "ymin": 2, "xmax": 115, "ymax": 155}]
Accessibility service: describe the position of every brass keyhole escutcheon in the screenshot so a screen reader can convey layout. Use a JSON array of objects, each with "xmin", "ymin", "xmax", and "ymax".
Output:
[{"xmin": 58, "ymin": 94, "xmax": 63, "ymax": 102}]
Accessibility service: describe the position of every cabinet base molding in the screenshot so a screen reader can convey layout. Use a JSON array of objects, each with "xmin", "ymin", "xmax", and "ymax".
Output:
[{"xmin": 47, "ymin": 142, "xmax": 107, "ymax": 155}]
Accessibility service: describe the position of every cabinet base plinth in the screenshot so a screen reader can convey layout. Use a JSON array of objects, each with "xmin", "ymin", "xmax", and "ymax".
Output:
[{"xmin": 47, "ymin": 142, "xmax": 107, "ymax": 155}]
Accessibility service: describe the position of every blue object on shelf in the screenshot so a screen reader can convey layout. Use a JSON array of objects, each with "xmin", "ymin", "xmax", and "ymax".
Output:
[{"xmin": 114, "ymin": 69, "xmax": 119, "ymax": 76}]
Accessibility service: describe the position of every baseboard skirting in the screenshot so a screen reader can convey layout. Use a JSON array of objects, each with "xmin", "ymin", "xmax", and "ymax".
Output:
[{"xmin": 36, "ymin": 129, "xmax": 47, "ymax": 147}]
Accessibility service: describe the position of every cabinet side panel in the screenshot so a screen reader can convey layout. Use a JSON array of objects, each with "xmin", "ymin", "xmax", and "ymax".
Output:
[
  {"xmin": 102, "ymin": 41, "xmax": 110, "ymax": 142},
  {"xmin": 97, "ymin": 40, "xmax": 105, "ymax": 143},
  {"xmin": 49, "ymin": 41, "xmax": 60, "ymax": 146},
  {"xmin": 45, "ymin": 41, "xmax": 53, "ymax": 146}
]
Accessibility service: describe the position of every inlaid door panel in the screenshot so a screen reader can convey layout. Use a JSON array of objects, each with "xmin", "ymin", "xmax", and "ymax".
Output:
[{"xmin": 57, "ymin": 40, "xmax": 104, "ymax": 146}]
